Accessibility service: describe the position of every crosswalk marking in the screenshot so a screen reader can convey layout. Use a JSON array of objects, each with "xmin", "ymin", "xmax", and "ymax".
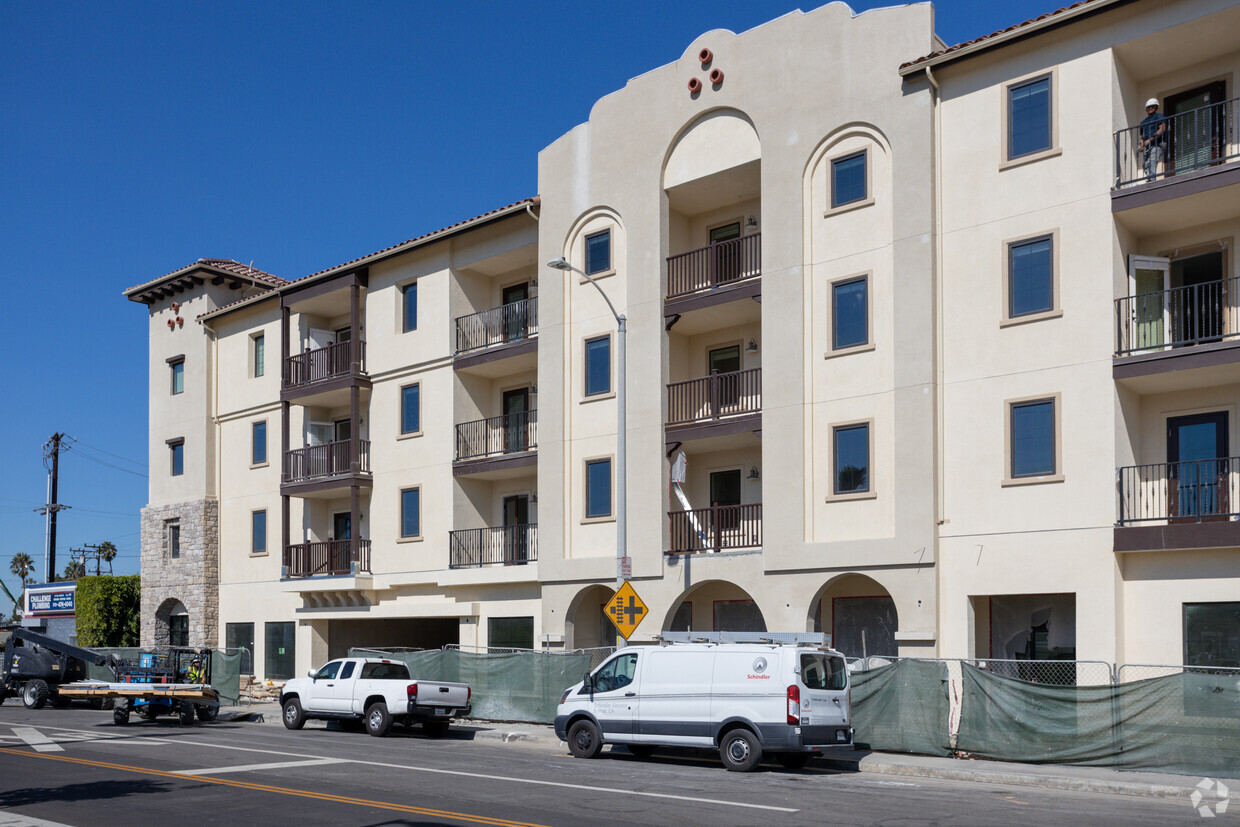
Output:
[
  {"xmin": 173, "ymin": 758, "xmax": 345, "ymax": 775},
  {"xmin": 11, "ymin": 727, "xmax": 63, "ymax": 753}
]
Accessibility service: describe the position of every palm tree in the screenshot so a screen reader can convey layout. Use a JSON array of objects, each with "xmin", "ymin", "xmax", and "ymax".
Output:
[
  {"xmin": 98, "ymin": 541, "xmax": 118, "ymax": 575},
  {"xmin": 9, "ymin": 552, "xmax": 34, "ymax": 584},
  {"xmin": 63, "ymin": 559, "xmax": 86, "ymax": 580}
]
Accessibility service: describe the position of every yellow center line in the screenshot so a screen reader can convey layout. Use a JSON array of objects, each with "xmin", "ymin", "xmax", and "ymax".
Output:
[{"xmin": 0, "ymin": 746, "xmax": 548, "ymax": 827}]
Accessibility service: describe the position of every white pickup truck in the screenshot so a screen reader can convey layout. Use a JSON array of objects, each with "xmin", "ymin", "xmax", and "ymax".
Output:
[{"xmin": 279, "ymin": 657, "xmax": 471, "ymax": 737}]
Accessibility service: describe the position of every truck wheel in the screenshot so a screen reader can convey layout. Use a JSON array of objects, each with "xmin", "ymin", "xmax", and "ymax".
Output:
[
  {"xmin": 178, "ymin": 702, "xmax": 196, "ymax": 725},
  {"xmin": 22, "ymin": 680, "xmax": 49, "ymax": 710},
  {"xmin": 776, "ymin": 753, "xmax": 810, "ymax": 769},
  {"xmin": 196, "ymin": 704, "xmax": 219, "ymax": 722},
  {"xmin": 113, "ymin": 704, "xmax": 131, "ymax": 726},
  {"xmin": 567, "ymin": 719, "xmax": 603, "ymax": 759},
  {"xmin": 719, "ymin": 729, "xmax": 762, "ymax": 773},
  {"xmin": 282, "ymin": 698, "xmax": 306, "ymax": 730},
  {"xmin": 365, "ymin": 702, "xmax": 392, "ymax": 737},
  {"xmin": 423, "ymin": 720, "xmax": 449, "ymax": 738}
]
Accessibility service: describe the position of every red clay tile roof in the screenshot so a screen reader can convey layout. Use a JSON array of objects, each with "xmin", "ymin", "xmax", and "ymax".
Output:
[
  {"xmin": 900, "ymin": 0, "xmax": 1113, "ymax": 72},
  {"xmin": 125, "ymin": 257, "xmax": 286, "ymax": 295},
  {"xmin": 196, "ymin": 291, "xmax": 279, "ymax": 321},
  {"xmin": 291, "ymin": 197, "xmax": 540, "ymax": 284}
]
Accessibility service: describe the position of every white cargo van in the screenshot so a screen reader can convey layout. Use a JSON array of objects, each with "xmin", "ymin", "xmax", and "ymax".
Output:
[{"xmin": 554, "ymin": 632, "xmax": 852, "ymax": 771}]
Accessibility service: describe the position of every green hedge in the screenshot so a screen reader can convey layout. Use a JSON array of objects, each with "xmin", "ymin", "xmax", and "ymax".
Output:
[{"xmin": 75, "ymin": 575, "xmax": 140, "ymax": 647}]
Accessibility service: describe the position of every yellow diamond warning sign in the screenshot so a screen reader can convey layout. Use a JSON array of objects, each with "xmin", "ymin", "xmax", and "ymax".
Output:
[{"xmin": 605, "ymin": 580, "xmax": 648, "ymax": 640}]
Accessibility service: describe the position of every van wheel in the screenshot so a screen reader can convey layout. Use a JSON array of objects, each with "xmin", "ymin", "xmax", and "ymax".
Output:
[
  {"xmin": 366, "ymin": 702, "xmax": 392, "ymax": 737},
  {"xmin": 567, "ymin": 719, "xmax": 603, "ymax": 759},
  {"xmin": 626, "ymin": 745, "xmax": 655, "ymax": 757},
  {"xmin": 776, "ymin": 753, "xmax": 810, "ymax": 769},
  {"xmin": 720, "ymin": 729, "xmax": 762, "ymax": 772},
  {"xmin": 282, "ymin": 698, "xmax": 306, "ymax": 730},
  {"xmin": 22, "ymin": 680, "xmax": 49, "ymax": 710}
]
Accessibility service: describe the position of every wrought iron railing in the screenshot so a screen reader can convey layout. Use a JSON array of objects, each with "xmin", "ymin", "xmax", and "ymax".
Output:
[
  {"xmin": 455, "ymin": 410, "xmax": 536, "ymax": 462},
  {"xmin": 668, "ymin": 503, "xmax": 762, "ymax": 554},
  {"xmin": 1114, "ymin": 96, "xmax": 1239, "ymax": 188},
  {"xmin": 1115, "ymin": 276, "xmax": 1238, "ymax": 355},
  {"xmin": 666, "ymin": 233, "xmax": 761, "ymax": 298},
  {"xmin": 1117, "ymin": 457, "xmax": 1239, "ymax": 524},
  {"xmin": 283, "ymin": 439, "xmax": 371, "ymax": 483},
  {"xmin": 455, "ymin": 297, "xmax": 538, "ymax": 355},
  {"xmin": 283, "ymin": 539, "xmax": 371, "ymax": 577},
  {"xmin": 667, "ymin": 368, "xmax": 761, "ymax": 426},
  {"xmin": 449, "ymin": 524, "xmax": 537, "ymax": 568},
  {"xmin": 284, "ymin": 341, "xmax": 365, "ymax": 388}
]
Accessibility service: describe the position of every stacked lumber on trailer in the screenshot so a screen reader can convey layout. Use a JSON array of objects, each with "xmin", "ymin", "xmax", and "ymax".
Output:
[{"xmin": 56, "ymin": 681, "xmax": 219, "ymax": 702}]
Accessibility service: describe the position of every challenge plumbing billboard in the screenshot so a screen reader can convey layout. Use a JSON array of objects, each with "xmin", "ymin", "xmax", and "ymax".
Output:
[{"xmin": 24, "ymin": 582, "xmax": 76, "ymax": 617}]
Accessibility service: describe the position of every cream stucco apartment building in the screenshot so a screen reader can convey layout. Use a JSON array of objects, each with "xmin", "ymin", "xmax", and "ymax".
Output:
[{"xmin": 125, "ymin": 0, "xmax": 1239, "ymax": 680}]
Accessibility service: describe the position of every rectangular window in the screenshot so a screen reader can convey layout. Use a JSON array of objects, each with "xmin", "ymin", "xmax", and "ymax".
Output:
[
  {"xmin": 170, "ymin": 360, "xmax": 184, "ymax": 395},
  {"xmin": 264, "ymin": 621, "xmax": 295, "ymax": 680},
  {"xmin": 1008, "ymin": 236, "xmax": 1053, "ymax": 318},
  {"xmin": 833, "ymin": 423, "xmax": 870, "ymax": 494},
  {"xmin": 251, "ymin": 509, "xmax": 267, "ymax": 554},
  {"xmin": 586, "ymin": 458, "xmax": 612, "ymax": 518},
  {"xmin": 169, "ymin": 440, "xmax": 184, "ymax": 476},
  {"xmin": 252, "ymin": 421, "xmax": 267, "ymax": 465},
  {"xmin": 831, "ymin": 151, "xmax": 867, "ymax": 208},
  {"xmin": 253, "ymin": 334, "xmax": 265, "ymax": 377},
  {"xmin": 832, "ymin": 276, "xmax": 869, "ymax": 350},
  {"xmin": 400, "ymin": 487, "xmax": 421, "ymax": 538},
  {"xmin": 166, "ymin": 521, "xmax": 181, "ymax": 558},
  {"xmin": 585, "ymin": 335, "xmax": 611, "ymax": 396},
  {"xmin": 488, "ymin": 617, "xmax": 535, "ymax": 650},
  {"xmin": 585, "ymin": 230, "xmax": 611, "ymax": 276},
  {"xmin": 401, "ymin": 384, "xmax": 421, "ymax": 434},
  {"xmin": 403, "ymin": 282, "xmax": 418, "ymax": 332},
  {"xmin": 1008, "ymin": 76, "xmax": 1051, "ymax": 159},
  {"xmin": 169, "ymin": 615, "xmax": 188, "ymax": 647},
  {"xmin": 1184, "ymin": 602, "xmax": 1240, "ymax": 668},
  {"xmin": 226, "ymin": 622, "xmax": 255, "ymax": 674},
  {"xmin": 1011, "ymin": 399, "xmax": 1055, "ymax": 477}
]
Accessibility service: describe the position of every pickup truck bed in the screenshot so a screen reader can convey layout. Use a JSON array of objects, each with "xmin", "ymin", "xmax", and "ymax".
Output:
[{"xmin": 279, "ymin": 657, "xmax": 471, "ymax": 737}]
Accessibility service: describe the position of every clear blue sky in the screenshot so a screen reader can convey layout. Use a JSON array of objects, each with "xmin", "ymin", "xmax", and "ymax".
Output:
[{"xmin": 0, "ymin": 0, "xmax": 1063, "ymax": 602}]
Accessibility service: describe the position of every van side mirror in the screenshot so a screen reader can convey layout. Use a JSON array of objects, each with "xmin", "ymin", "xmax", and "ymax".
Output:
[{"xmin": 583, "ymin": 672, "xmax": 593, "ymax": 694}]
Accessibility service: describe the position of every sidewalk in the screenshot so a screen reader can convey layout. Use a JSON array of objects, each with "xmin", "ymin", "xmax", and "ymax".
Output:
[{"xmin": 222, "ymin": 702, "xmax": 1235, "ymax": 802}]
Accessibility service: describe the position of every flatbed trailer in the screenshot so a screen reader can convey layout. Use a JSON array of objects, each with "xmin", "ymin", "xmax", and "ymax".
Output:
[{"xmin": 56, "ymin": 680, "xmax": 221, "ymax": 725}]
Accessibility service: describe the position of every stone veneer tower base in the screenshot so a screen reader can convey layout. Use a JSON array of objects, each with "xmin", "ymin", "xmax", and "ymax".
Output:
[{"xmin": 140, "ymin": 499, "xmax": 219, "ymax": 648}]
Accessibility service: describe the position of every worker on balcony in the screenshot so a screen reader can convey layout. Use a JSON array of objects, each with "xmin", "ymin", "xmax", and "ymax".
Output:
[{"xmin": 1139, "ymin": 98, "xmax": 1166, "ymax": 182}]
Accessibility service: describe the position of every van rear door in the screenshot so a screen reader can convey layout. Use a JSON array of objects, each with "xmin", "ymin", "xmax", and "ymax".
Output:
[
  {"xmin": 637, "ymin": 647, "xmax": 715, "ymax": 745},
  {"xmin": 797, "ymin": 651, "xmax": 850, "ymax": 745}
]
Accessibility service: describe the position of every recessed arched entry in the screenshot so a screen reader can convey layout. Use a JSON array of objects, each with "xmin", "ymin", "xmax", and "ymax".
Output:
[
  {"xmin": 809, "ymin": 574, "xmax": 898, "ymax": 658},
  {"xmin": 154, "ymin": 598, "xmax": 189, "ymax": 648},
  {"xmin": 565, "ymin": 584, "xmax": 619, "ymax": 649},
  {"xmin": 663, "ymin": 579, "xmax": 766, "ymax": 633}
]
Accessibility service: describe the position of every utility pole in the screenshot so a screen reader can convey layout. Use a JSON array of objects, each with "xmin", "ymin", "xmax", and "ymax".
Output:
[{"xmin": 37, "ymin": 433, "xmax": 70, "ymax": 583}]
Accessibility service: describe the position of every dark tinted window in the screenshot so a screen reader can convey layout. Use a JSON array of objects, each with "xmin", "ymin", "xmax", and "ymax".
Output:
[
  {"xmin": 340, "ymin": 661, "xmax": 356, "ymax": 679},
  {"xmin": 401, "ymin": 488, "xmax": 420, "ymax": 537},
  {"xmin": 252, "ymin": 421, "xmax": 267, "ymax": 464},
  {"xmin": 585, "ymin": 230, "xmax": 611, "ymax": 275},
  {"xmin": 832, "ymin": 277, "xmax": 868, "ymax": 349},
  {"xmin": 265, "ymin": 621, "xmax": 295, "ymax": 680},
  {"xmin": 586, "ymin": 459, "xmax": 612, "ymax": 518},
  {"xmin": 171, "ymin": 361, "xmax": 184, "ymax": 394},
  {"xmin": 800, "ymin": 653, "xmax": 848, "ymax": 690},
  {"xmin": 170, "ymin": 442, "xmax": 184, "ymax": 476},
  {"xmin": 1011, "ymin": 399, "xmax": 1055, "ymax": 477},
  {"xmin": 831, "ymin": 152, "xmax": 867, "ymax": 207},
  {"xmin": 1009, "ymin": 236, "xmax": 1053, "ymax": 317},
  {"xmin": 361, "ymin": 661, "xmax": 411, "ymax": 680},
  {"xmin": 833, "ymin": 424, "xmax": 870, "ymax": 494},
  {"xmin": 226, "ymin": 622, "xmax": 255, "ymax": 674},
  {"xmin": 401, "ymin": 384, "xmax": 420, "ymax": 434},
  {"xmin": 585, "ymin": 336, "xmax": 610, "ymax": 396},
  {"xmin": 314, "ymin": 661, "xmax": 341, "ymax": 680},
  {"xmin": 1184, "ymin": 602, "xmax": 1240, "ymax": 668},
  {"xmin": 1009, "ymin": 77, "xmax": 1051, "ymax": 158},
  {"xmin": 403, "ymin": 282, "xmax": 418, "ymax": 332},
  {"xmin": 251, "ymin": 510, "xmax": 266, "ymax": 553}
]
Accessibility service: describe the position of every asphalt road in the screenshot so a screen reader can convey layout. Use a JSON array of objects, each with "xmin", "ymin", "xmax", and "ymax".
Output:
[{"xmin": 0, "ymin": 705, "xmax": 1208, "ymax": 826}]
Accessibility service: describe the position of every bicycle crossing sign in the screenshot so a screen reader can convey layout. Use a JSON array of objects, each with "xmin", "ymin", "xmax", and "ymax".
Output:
[{"xmin": 605, "ymin": 580, "xmax": 648, "ymax": 640}]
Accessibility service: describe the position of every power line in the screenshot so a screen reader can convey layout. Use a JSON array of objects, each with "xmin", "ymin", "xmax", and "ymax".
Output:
[
  {"xmin": 64, "ymin": 449, "xmax": 148, "ymax": 479},
  {"xmin": 66, "ymin": 438, "xmax": 147, "ymax": 468}
]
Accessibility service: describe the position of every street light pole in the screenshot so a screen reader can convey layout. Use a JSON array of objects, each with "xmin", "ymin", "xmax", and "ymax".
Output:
[{"xmin": 547, "ymin": 257, "xmax": 628, "ymax": 594}]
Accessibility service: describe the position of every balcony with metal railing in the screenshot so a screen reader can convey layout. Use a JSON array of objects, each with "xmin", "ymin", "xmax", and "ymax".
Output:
[
  {"xmin": 1115, "ymin": 96, "xmax": 1239, "ymax": 190},
  {"xmin": 284, "ymin": 341, "xmax": 366, "ymax": 389},
  {"xmin": 665, "ymin": 368, "xmax": 761, "ymax": 445},
  {"xmin": 668, "ymin": 503, "xmax": 762, "ymax": 554},
  {"xmin": 1116, "ymin": 277, "xmax": 1240, "ymax": 356},
  {"xmin": 448, "ymin": 524, "xmax": 537, "ymax": 568},
  {"xmin": 453, "ymin": 411, "xmax": 537, "ymax": 476},
  {"xmin": 455, "ymin": 298, "xmax": 537, "ymax": 356},
  {"xmin": 1114, "ymin": 457, "xmax": 1240, "ymax": 552},
  {"xmin": 283, "ymin": 539, "xmax": 371, "ymax": 578},
  {"xmin": 666, "ymin": 233, "xmax": 761, "ymax": 305},
  {"xmin": 282, "ymin": 439, "xmax": 372, "ymax": 494}
]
